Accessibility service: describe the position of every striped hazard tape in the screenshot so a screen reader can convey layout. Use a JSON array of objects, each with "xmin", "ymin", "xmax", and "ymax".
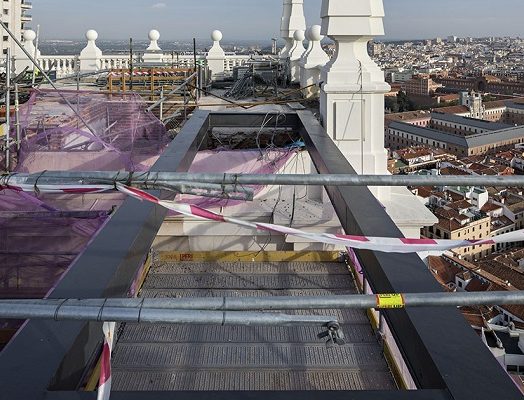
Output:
[{"xmin": 116, "ymin": 184, "xmax": 524, "ymax": 254}]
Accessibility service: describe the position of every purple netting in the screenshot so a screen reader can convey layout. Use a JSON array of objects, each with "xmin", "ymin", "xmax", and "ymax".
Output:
[
  {"xmin": 0, "ymin": 211, "xmax": 108, "ymax": 299},
  {"xmin": 0, "ymin": 89, "xmax": 169, "ymax": 304},
  {"xmin": 10, "ymin": 88, "xmax": 169, "ymax": 172},
  {"xmin": 178, "ymin": 148, "xmax": 298, "ymax": 209}
]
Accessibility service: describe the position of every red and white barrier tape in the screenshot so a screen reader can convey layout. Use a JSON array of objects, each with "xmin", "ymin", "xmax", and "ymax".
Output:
[
  {"xmin": 116, "ymin": 184, "xmax": 524, "ymax": 254},
  {"xmin": 97, "ymin": 322, "xmax": 116, "ymax": 400}
]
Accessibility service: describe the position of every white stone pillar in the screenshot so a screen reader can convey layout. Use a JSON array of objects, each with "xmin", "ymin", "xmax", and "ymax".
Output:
[
  {"xmin": 14, "ymin": 30, "xmax": 40, "ymax": 74},
  {"xmin": 143, "ymin": 29, "xmax": 163, "ymax": 63},
  {"xmin": 206, "ymin": 30, "xmax": 226, "ymax": 79},
  {"xmin": 289, "ymin": 30, "xmax": 306, "ymax": 84},
  {"xmin": 79, "ymin": 30, "xmax": 102, "ymax": 73},
  {"xmin": 280, "ymin": 0, "xmax": 306, "ymax": 59},
  {"xmin": 319, "ymin": 0, "xmax": 437, "ymax": 237},
  {"xmin": 300, "ymin": 25, "xmax": 330, "ymax": 98},
  {"xmin": 320, "ymin": 0, "xmax": 390, "ymax": 177}
]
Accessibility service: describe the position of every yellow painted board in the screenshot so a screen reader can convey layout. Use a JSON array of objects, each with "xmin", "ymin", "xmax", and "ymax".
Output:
[{"xmin": 159, "ymin": 251, "xmax": 341, "ymax": 263}]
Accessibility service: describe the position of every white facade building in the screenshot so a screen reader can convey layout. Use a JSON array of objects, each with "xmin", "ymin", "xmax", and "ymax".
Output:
[{"xmin": 1, "ymin": 0, "xmax": 32, "ymax": 55}]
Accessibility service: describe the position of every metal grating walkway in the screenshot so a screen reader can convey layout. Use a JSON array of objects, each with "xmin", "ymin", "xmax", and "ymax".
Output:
[{"xmin": 111, "ymin": 260, "xmax": 396, "ymax": 391}]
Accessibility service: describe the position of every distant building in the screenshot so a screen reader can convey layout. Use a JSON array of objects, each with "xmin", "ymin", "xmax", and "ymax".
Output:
[
  {"xmin": 438, "ymin": 75, "xmax": 524, "ymax": 96},
  {"xmin": 424, "ymin": 202, "xmax": 492, "ymax": 261},
  {"xmin": 439, "ymin": 96, "xmax": 524, "ymax": 125},
  {"xmin": 389, "ymin": 70, "xmax": 414, "ymax": 83},
  {"xmin": 386, "ymin": 113, "xmax": 524, "ymax": 157},
  {"xmin": 0, "ymin": 0, "xmax": 32, "ymax": 55},
  {"xmin": 460, "ymin": 92, "xmax": 485, "ymax": 119},
  {"xmin": 368, "ymin": 41, "xmax": 384, "ymax": 57},
  {"xmin": 402, "ymin": 74, "xmax": 442, "ymax": 96}
]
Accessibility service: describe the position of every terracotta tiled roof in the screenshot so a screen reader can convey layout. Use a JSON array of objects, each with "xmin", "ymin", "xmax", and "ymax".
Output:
[
  {"xmin": 434, "ymin": 207, "xmax": 461, "ymax": 219},
  {"xmin": 478, "ymin": 260, "xmax": 524, "ymax": 290},
  {"xmin": 428, "ymin": 256, "xmax": 462, "ymax": 287},
  {"xmin": 440, "ymin": 167, "xmax": 471, "ymax": 176},
  {"xmin": 465, "ymin": 277, "xmax": 490, "ymax": 292},
  {"xmin": 447, "ymin": 200, "xmax": 472, "ymax": 211},
  {"xmin": 435, "ymin": 105, "xmax": 469, "ymax": 114},
  {"xmin": 481, "ymin": 202, "xmax": 503, "ymax": 213},
  {"xmin": 444, "ymin": 190, "xmax": 466, "ymax": 202}
]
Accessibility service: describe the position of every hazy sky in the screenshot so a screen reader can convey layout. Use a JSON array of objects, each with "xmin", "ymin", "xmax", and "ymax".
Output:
[{"xmin": 31, "ymin": 0, "xmax": 524, "ymax": 41}]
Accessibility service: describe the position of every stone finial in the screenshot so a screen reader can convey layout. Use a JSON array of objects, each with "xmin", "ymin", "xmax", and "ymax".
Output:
[
  {"xmin": 146, "ymin": 29, "xmax": 161, "ymax": 51},
  {"xmin": 79, "ymin": 29, "xmax": 102, "ymax": 72},
  {"xmin": 206, "ymin": 29, "xmax": 226, "ymax": 78},
  {"xmin": 299, "ymin": 25, "xmax": 330, "ymax": 97},
  {"xmin": 302, "ymin": 25, "xmax": 329, "ymax": 66},
  {"xmin": 280, "ymin": 0, "xmax": 306, "ymax": 59},
  {"xmin": 208, "ymin": 30, "xmax": 225, "ymax": 55},
  {"xmin": 288, "ymin": 29, "xmax": 306, "ymax": 83},
  {"xmin": 22, "ymin": 30, "xmax": 38, "ymax": 56},
  {"xmin": 14, "ymin": 30, "xmax": 41, "ymax": 73},
  {"xmin": 301, "ymin": 27, "xmax": 314, "ymax": 60}
]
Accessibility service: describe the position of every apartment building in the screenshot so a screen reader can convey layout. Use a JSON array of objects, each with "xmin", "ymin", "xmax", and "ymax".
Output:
[{"xmin": 1, "ymin": 0, "xmax": 32, "ymax": 55}]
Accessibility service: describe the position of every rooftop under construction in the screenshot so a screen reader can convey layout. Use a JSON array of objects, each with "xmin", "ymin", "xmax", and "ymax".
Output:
[{"xmin": 1, "ymin": 1, "xmax": 524, "ymax": 400}]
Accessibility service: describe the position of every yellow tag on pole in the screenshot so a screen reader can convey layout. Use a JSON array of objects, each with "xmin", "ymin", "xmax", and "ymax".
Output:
[{"xmin": 376, "ymin": 294, "xmax": 405, "ymax": 309}]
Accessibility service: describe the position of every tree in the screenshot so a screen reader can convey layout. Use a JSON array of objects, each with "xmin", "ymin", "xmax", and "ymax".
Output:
[{"xmin": 396, "ymin": 91, "xmax": 414, "ymax": 112}]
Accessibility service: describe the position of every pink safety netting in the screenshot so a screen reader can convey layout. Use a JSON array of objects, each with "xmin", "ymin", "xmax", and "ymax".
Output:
[
  {"xmin": 0, "ymin": 89, "xmax": 170, "ymax": 304},
  {"xmin": 5, "ymin": 88, "xmax": 169, "ymax": 172},
  {"xmin": 178, "ymin": 148, "xmax": 299, "ymax": 209}
]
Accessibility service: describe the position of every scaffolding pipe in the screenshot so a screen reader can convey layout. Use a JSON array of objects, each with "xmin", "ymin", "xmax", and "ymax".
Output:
[
  {"xmin": 5, "ymin": 171, "xmax": 524, "ymax": 188},
  {"xmin": 0, "ymin": 301, "xmax": 337, "ymax": 327},
  {"xmin": 14, "ymin": 83, "xmax": 20, "ymax": 151},
  {"xmin": 4, "ymin": 291, "xmax": 524, "ymax": 312},
  {"xmin": 4, "ymin": 48, "xmax": 10, "ymax": 171},
  {"xmin": 146, "ymin": 72, "xmax": 197, "ymax": 112},
  {"xmin": 0, "ymin": 174, "xmax": 254, "ymax": 200}
]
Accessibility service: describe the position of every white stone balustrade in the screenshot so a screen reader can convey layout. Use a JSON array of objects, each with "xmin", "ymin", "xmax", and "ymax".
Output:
[
  {"xmin": 39, "ymin": 56, "xmax": 77, "ymax": 77},
  {"xmin": 12, "ymin": 28, "xmax": 250, "ymax": 80},
  {"xmin": 99, "ymin": 56, "xmax": 131, "ymax": 70},
  {"xmin": 299, "ymin": 25, "xmax": 329, "ymax": 98}
]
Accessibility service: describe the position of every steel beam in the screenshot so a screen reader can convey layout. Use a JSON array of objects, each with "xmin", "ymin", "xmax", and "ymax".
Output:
[
  {"xmin": 0, "ymin": 110, "xmax": 210, "ymax": 398},
  {"xmin": 297, "ymin": 110, "xmax": 523, "ymax": 399}
]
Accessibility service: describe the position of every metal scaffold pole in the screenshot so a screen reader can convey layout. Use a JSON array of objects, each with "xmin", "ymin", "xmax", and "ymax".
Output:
[
  {"xmin": 0, "ymin": 301, "xmax": 338, "ymax": 328},
  {"xmin": 4, "ymin": 290, "xmax": 524, "ymax": 313},
  {"xmin": 14, "ymin": 82, "xmax": 20, "ymax": 151},
  {"xmin": 4, "ymin": 48, "xmax": 10, "ymax": 171},
  {"xmin": 5, "ymin": 171, "xmax": 524, "ymax": 189}
]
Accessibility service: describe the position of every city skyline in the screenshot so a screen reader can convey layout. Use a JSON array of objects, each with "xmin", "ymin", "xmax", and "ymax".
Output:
[{"xmin": 31, "ymin": 0, "xmax": 524, "ymax": 41}]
